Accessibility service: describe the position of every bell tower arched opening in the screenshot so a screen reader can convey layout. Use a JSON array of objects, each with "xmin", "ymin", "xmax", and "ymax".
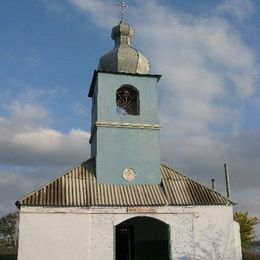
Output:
[
  {"xmin": 115, "ymin": 216, "xmax": 170, "ymax": 260},
  {"xmin": 116, "ymin": 85, "xmax": 139, "ymax": 115}
]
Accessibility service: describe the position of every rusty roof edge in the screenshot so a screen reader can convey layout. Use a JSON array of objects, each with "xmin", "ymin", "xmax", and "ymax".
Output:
[
  {"xmin": 15, "ymin": 158, "xmax": 94, "ymax": 208},
  {"xmin": 161, "ymin": 163, "xmax": 235, "ymax": 205}
]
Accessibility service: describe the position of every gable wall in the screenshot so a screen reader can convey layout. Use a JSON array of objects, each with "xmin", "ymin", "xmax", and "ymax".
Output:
[{"xmin": 17, "ymin": 205, "xmax": 241, "ymax": 260}]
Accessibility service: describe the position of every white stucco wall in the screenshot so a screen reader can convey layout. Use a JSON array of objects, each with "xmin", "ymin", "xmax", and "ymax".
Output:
[{"xmin": 17, "ymin": 206, "xmax": 242, "ymax": 260}]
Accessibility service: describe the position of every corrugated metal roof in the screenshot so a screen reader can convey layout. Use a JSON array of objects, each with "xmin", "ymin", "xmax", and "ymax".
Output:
[
  {"xmin": 161, "ymin": 164, "xmax": 232, "ymax": 206},
  {"xmin": 16, "ymin": 159, "xmax": 232, "ymax": 207}
]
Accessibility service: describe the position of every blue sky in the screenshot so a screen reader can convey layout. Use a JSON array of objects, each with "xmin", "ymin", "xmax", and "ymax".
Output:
[{"xmin": 0, "ymin": 0, "xmax": 259, "ymax": 237}]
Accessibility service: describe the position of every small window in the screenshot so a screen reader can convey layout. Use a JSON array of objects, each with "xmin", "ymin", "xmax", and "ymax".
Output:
[{"xmin": 116, "ymin": 85, "xmax": 139, "ymax": 115}]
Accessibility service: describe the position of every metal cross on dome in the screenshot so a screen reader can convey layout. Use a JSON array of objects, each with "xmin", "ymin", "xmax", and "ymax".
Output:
[{"xmin": 116, "ymin": 1, "xmax": 128, "ymax": 21}]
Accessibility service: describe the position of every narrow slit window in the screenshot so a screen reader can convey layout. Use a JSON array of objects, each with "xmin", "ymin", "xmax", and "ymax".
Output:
[{"xmin": 116, "ymin": 85, "xmax": 139, "ymax": 115}]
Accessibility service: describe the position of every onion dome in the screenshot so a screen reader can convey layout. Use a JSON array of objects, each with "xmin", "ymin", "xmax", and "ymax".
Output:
[{"xmin": 98, "ymin": 21, "xmax": 150, "ymax": 74}]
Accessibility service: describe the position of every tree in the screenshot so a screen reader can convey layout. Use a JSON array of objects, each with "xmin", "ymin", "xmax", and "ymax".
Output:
[
  {"xmin": 234, "ymin": 212, "xmax": 260, "ymax": 256},
  {"xmin": 0, "ymin": 212, "xmax": 19, "ymax": 252}
]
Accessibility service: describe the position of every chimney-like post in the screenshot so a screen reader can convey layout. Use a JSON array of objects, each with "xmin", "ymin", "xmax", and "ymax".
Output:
[
  {"xmin": 211, "ymin": 179, "xmax": 215, "ymax": 190},
  {"xmin": 224, "ymin": 163, "xmax": 231, "ymax": 198}
]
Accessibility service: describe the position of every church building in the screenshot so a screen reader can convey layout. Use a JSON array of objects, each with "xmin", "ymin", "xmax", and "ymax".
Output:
[{"xmin": 16, "ymin": 14, "xmax": 242, "ymax": 260}]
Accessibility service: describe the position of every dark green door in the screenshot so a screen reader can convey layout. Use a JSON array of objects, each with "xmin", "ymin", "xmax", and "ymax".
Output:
[{"xmin": 116, "ymin": 217, "xmax": 170, "ymax": 260}]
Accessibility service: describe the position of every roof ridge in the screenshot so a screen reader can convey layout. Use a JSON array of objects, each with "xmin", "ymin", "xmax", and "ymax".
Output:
[{"xmin": 161, "ymin": 163, "xmax": 188, "ymax": 178}]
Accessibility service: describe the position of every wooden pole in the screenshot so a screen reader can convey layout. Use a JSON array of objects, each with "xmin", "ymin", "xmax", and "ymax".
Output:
[{"xmin": 224, "ymin": 163, "xmax": 231, "ymax": 198}]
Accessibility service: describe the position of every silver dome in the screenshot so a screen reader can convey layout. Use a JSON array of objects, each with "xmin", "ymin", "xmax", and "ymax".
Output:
[{"xmin": 98, "ymin": 22, "xmax": 150, "ymax": 74}]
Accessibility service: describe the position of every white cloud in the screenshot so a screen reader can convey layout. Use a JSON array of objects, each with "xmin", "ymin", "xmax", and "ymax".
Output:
[
  {"xmin": 42, "ymin": 0, "xmax": 74, "ymax": 20},
  {"xmin": 217, "ymin": 0, "xmax": 254, "ymax": 22},
  {"xmin": 24, "ymin": 55, "xmax": 43, "ymax": 69},
  {"xmin": 0, "ymin": 102, "xmax": 90, "ymax": 166},
  {"xmin": 72, "ymin": 103, "xmax": 87, "ymax": 115},
  {"xmin": 123, "ymin": 3, "xmax": 258, "ymax": 163},
  {"xmin": 68, "ymin": 0, "xmax": 116, "ymax": 27},
  {"xmin": 9, "ymin": 102, "xmax": 49, "ymax": 126}
]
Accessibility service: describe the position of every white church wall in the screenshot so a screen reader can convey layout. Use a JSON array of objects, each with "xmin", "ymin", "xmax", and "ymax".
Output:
[
  {"xmin": 18, "ymin": 205, "xmax": 241, "ymax": 260},
  {"xmin": 193, "ymin": 206, "xmax": 242, "ymax": 260},
  {"xmin": 18, "ymin": 211, "xmax": 92, "ymax": 260},
  {"xmin": 234, "ymin": 220, "xmax": 242, "ymax": 259}
]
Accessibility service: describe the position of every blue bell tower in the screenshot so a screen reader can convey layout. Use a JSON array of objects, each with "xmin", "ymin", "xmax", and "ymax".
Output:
[{"xmin": 88, "ymin": 21, "xmax": 161, "ymax": 185}]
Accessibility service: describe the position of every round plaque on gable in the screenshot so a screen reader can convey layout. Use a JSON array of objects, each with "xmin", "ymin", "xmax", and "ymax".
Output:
[{"xmin": 122, "ymin": 168, "xmax": 136, "ymax": 181}]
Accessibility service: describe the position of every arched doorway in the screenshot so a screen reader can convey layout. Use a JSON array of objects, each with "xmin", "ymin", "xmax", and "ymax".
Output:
[{"xmin": 115, "ymin": 216, "xmax": 170, "ymax": 260}]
